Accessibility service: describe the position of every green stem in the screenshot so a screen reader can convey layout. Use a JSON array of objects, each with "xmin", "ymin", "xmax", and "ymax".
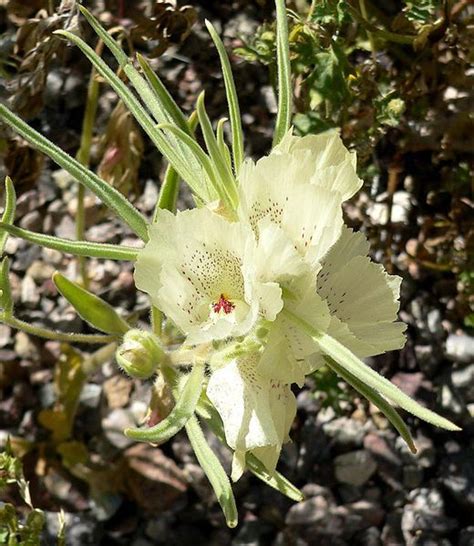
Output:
[
  {"xmin": 76, "ymin": 42, "xmax": 103, "ymax": 288},
  {"xmin": 358, "ymin": 0, "xmax": 377, "ymax": 61},
  {"xmin": 346, "ymin": 4, "xmax": 416, "ymax": 45},
  {"xmin": 1, "ymin": 314, "xmax": 117, "ymax": 344},
  {"xmin": 0, "ymin": 222, "xmax": 139, "ymax": 260}
]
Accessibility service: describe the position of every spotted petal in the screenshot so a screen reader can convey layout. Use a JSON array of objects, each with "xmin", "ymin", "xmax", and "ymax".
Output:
[
  {"xmin": 134, "ymin": 208, "xmax": 259, "ymax": 343},
  {"xmin": 207, "ymin": 353, "xmax": 296, "ymax": 481},
  {"xmin": 317, "ymin": 227, "xmax": 406, "ymax": 356}
]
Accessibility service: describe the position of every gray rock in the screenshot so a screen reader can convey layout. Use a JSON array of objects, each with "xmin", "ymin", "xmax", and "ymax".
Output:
[
  {"xmin": 401, "ymin": 488, "xmax": 457, "ymax": 543},
  {"xmin": 286, "ymin": 495, "xmax": 331, "ymax": 526},
  {"xmin": 451, "ymin": 364, "xmax": 474, "ymax": 402},
  {"xmin": 334, "ymin": 450, "xmax": 377, "ymax": 486},
  {"xmin": 459, "ymin": 527, "xmax": 474, "ymax": 546},
  {"xmin": 445, "ymin": 333, "xmax": 474, "ymax": 363},
  {"xmin": 19, "ymin": 210, "xmax": 43, "ymax": 231},
  {"xmin": 102, "ymin": 408, "xmax": 136, "ymax": 449},
  {"xmin": 79, "ymin": 383, "xmax": 102, "ymax": 409},
  {"xmin": 323, "ymin": 417, "xmax": 368, "ymax": 447},
  {"xmin": 440, "ymin": 450, "xmax": 474, "ymax": 509}
]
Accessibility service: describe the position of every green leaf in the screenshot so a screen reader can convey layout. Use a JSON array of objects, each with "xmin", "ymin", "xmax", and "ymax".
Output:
[
  {"xmin": 76, "ymin": 7, "xmax": 206, "ymax": 198},
  {"xmin": 324, "ymin": 356, "xmax": 417, "ymax": 453},
  {"xmin": 317, "ymin": 331, "xmax": 460, "ymax": 430},
  {"xmin": 54, "ymin": 30, "xmax": 211, "ymax": 203},
  {"xmin": 125, "ymin": 363, "xmax": 205, "ymax": 442},
  {"xmin": 136, "ymin": 53, "xmax": 191, "ymax": 135},
  {"xmin": 157, "ymin": 122, "xmax": 220, "ymax": 202},
  {"xmin": 246, "ymin": 452, "xmax": 304, "ymax": 502},
  {"xmin": 273, "ymin": 0, "xmax": 292, "ymax": 146},
  {"xmin": 216, "ymin": 118, "xmax": 233, "ymax": 172},
  {"xmin": 0, "ymin": 257, "xmax": 13, "ymax": 317},
  {"xmin": 0, "ymin": 105, "xmax": 149, "ymax": 241},
  {"xmin": 53, "ymin": 272, "xmax": 130, "ymax": 335},
  {"xmin": 0, "ymin": 176, "xmax": 16, "ymax": 253},
  {"xmin": 283, "ymin": 309, "xmax": 460, "ymax": 432},
  {"xmin": 196, "ymin": 92, "xmax": 238, "ymax": 208},
  {"xmin": 205, "ymin": 20, "xmax": 244, "ymax": 172},
  {"xmin": 185, "ymin": 416, "xmax": 238, "ymax": 528},
  {"xmin": 0, "ymin": 222, "xmax": 138, "ymax": 261}
]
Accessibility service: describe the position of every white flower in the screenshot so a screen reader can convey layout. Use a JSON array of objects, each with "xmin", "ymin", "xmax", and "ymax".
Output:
[
  {"xmin": 207, "ymin": 352, "xmax": 296, "ymax": 481},
  {"xmin": 134, "ymin": 208, "xmax": 283, "ymax": 344}
]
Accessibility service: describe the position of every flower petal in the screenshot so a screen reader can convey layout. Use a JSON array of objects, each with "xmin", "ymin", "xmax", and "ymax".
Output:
[
  {"xmin": 207, "ymin": 354, "xmax": 296, "ymax": 478},
  {"xmin": 317, "ymin": 228, "xmax": 406, "ymax": 356},
  {"xmin": 134, "ymin": 208, "xmax": 259, "ymax": 342}
]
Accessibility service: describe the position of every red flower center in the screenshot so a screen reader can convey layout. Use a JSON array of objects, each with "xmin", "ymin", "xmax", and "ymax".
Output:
[{"xmin": 212, "ymin": 294, "xmax": 235, "ymax": 314}]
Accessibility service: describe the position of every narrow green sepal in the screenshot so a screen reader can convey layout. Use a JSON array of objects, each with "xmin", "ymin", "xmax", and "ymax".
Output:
[
  {"xmin": 273, "ymin": 0, "xmax": 292, "ymax": 147},
  {"xmin": 136, "ymin": 53, "xmax": 191, "ymax": 135},
  {"xmin": 0, "ymin": 176, "xmax": 16, "ymax": 253},
  {"xmin": 196, "ymin": 92, "xmax": 238, "ymax": 209},
  {"xmin": 185, "ymin": 415, "xmax": 238, "ymax": 528},
  {"xmin": 204, "ymin": 20, "xmax": 244, "ymax": 172},
  {"xmin": 125, "ymin": 362, "xmax": 204, "ymax": 441},
  {"xmin": 53, "ymin": 271, "xmax": 130, "ymax": 335},
  {"xmin": 324, "ymin": 357, "xmax": 417, "ymax": 454},
  {"xmin": 0, "ymin": 257, "xmax": 13, "ymax": 316}
]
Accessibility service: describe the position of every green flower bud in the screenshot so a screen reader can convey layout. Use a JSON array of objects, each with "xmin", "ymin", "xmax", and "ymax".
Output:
[{"xmin": 116, "ymin": 329, "xmax": 164, "ymax": 379}]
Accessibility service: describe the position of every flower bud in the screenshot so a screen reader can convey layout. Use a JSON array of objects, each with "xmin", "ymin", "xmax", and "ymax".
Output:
[{"xmin": 116, "ymin": 329, "xmax": 165, "ymax": 379}]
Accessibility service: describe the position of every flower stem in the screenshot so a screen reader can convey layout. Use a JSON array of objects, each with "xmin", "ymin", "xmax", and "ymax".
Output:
[
  {"xmin": 1, "ymin": 314, "xmax": 117, "ymax": 344},
  {"xmin": 75, "ymin": 41, "xmax": 104, "ymax": 288}
]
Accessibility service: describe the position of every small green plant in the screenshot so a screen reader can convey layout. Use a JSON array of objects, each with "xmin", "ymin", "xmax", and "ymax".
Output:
[{"xmin": 0, "ymin": 440, "xmax": 65, "ymax": 545}]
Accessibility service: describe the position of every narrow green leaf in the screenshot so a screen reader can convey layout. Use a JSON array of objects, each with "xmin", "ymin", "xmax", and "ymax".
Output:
[
  {"xmin": 0, "ymin": 177, "xmax": 16, "ymax": 253},
  {"xmin": 216, "ymin": 118, "xmax": 233, "ymax": 172},
  {"xmin": 154, "ymin": 111, "xmax": 200, "ymax": 218},
  {"xmin": 205, "ymin": 20, "xmax": 244, "ymax": 172},
  {"xmin": 196, "ymin": 396, "xmax": 304, "ymax": 502},
  {"xmin": 0, "ymin": 222, "xmax": 138, "ymax": 261},
  {"xmin": 157, "ymin": 123, "xmax": 220, "ymax": 202},
  {"xmin": 53, "ymin": 272, "xmax": 130, "ymax": 335},
  {"xmin": 1, "ymin": 314, "xmax": 116, "ymax": 344},
  {"xmin": 154, "ymin": 165, "xmax": 179, "ymax": 222},
  {"xmin": 283, "ymin": 309, "xmax": 460, "ymax": 432},
  {"xmin": 316, "ymin": 331, "xmax": 460, "ymax": 431},
  {"xmin": 196, "ymin": 92, "xmax": 238, "ymax": 208},
  {"xmin": 77, "ymin": 7, "xmax": 204, "ymax": 191},
  {"xmin": 54, "ymin": 30, "xmax": 210, "ymax": 203},
  {"xmin": 0, "ymin": 258, "xmax": 13, "ymax": 316},
  {"xmin": 125, "ymin": 363, "xmax": 205, "ymax": 442},
  {"xmin": 0, "ymin": 105, "xmax": 149, "ymax": 241},
  {"xmin": 324, "ymin": 357, "xmax": 417, "ymax": 454},
  {"xmin": 185, "ymin": 416, "xmax": 238, "ymax": 528},
  {"xmin": 273, "ymin": 0, "xmax": 292, "ymax": 147},
  {"xmin": 136, "ymin": 53, "xmax": 191, "ymax": 135}
]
